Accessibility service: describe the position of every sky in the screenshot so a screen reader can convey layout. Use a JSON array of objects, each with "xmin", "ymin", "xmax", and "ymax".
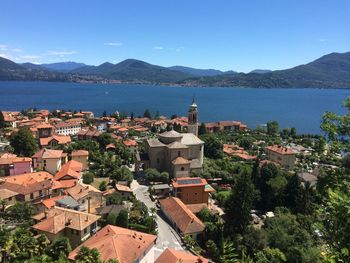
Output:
[{"xmin": 0, "ymin": 0, "xmax": 349, "ymax": 72}]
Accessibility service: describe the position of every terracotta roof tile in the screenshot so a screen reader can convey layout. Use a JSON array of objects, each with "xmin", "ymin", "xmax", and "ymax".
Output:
[
  {"xmin": 159, "ymin": 197, "xmax": 205, "ymax": 235},
  {"xmin": 32, "ymin": 207, "xmax": 100, "ymax": 234},
  {"xmin": 68, "ymin": 225, "xmax": 156, "ymax": 262},
  {"xmin": 155, "ymin": 248, "xmax": 208, "ymax": 263}
]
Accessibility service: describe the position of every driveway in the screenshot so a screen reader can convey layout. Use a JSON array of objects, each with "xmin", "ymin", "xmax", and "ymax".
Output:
[{"xmin": 132, "ymin": 182, "xmax": 185, "ymax": 257}]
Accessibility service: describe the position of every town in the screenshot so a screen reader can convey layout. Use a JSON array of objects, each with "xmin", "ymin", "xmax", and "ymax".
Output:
[{"xmin": 0, "ymin": 98, "xmax": 349, "ymax": 263}]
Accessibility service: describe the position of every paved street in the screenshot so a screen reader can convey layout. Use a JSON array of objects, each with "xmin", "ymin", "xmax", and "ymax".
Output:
[{"xmin": 132, "ymin": 181, "xmax": 185, "ymax": 257}]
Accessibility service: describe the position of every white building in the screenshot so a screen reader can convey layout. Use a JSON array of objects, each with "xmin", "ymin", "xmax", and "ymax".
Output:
[{"xmin": 54, "ymin": 122, "xmax": 82, "ymax": 136}]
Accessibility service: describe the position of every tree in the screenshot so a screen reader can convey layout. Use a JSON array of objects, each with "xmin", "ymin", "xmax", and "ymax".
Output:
[
  {"xmin": 225, "ymin": 171, "xmax": 257, "ymax": 234},
  {"xmin": 206, "ymin": 240, "xmax": 220, "ymax": 262},
  {"xmin": 6, "ymin": 202, "xmax": 35, "ymax": 222},
  {"xmin": 318, "ymin": 189, "xmax": 350, "ymax": 262},
  {"xmin": 267, "ymin": 121, "xmax": 279, "ymax": 135},
  {"xmin": 143, "ymin": 109, "xmax": 151, "ymax": 119},
  {"xmin": 201, "ymin": 134, "xmax": 223, "ymax": 159},
  {"xmin": 106, "ymin": 213, "xmax": 117, "ymax": 225},
  {"xmin": 10, "ymin": 128, "xmax": 38, "ymax": 156},
  {"xmin": 255, "ymin": 247, "xmax": 287, "ymax": 263},
  {"xmin": 46, "ymin": 236, "xmax": 71, "ymax": 260},
  {"xmin": 83, "ymin": 172, "xmax": 94, "ymax": 184},
  {"xmin": 99, "ymin": 181, "xmax": 108, "ymax": 191},
  {"xmin": 198, "ymin": 122, "xmax": 207, "ymax": 135},
  {"xmin": 144, "ymin": 168, "xmax": 160, "ymax": 182},
  {"xmin": 220, "ymin": 241, "xmax": 239, "ymax": 263},
  {"xmin": 290, "ymin": 127, "xmax": 297, "ymax": 137},
  {"xmin": 115, "ymin": 209, "xmax": 129, "ymax": 228},
  {"xmin": 106, "ymin": 192, "xmax": 123, "ymax": 205},
  {"xmin": 154, "ymin": 111, "xmax": 160, "ymax": 120},
  {"xmin": 0, "ymin": 111, "xmax": 7, "ymax": 128},
  {"xmin": 75, "ymin": 246, "xmax": 102, "ymax": 263},
  {"xmin": 102, "ymin": 110, "xmax": 107, "ymax": 117},
  {"xmin": 96, "ymin": 133, "xmax": 114, "ymax": 149}
]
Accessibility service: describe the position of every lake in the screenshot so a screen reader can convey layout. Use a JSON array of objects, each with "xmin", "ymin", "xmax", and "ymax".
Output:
[{"xmin": 1, "ymin": 81, "xmax": 350, "ymax": 134}]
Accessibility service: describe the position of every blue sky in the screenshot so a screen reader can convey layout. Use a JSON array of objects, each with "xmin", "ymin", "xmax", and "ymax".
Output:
[{"xmin": 0, "ymin": 0, "xmax": 349, "ymax": 72}]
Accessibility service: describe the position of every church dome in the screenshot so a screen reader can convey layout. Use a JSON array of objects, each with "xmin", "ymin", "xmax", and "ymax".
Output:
[{"xmin": 159, "ymin": 130, "xmax": 183, "ymax": 144}]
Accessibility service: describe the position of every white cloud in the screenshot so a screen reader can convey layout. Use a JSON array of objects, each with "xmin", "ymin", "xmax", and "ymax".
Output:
[
  {"xmin": 0, "ymin": 53, "xmax": 10, "ymax": 59},
  {"xmin": 104, "ymin": 42, "xmax": 123, "ymax": 46},
  {"xmin": 175, "ymin": 47, "xmax": 184, "ymax": 52},
  {"xmin": 319, "ymin": 38, "xmax": 328, "ymax": 42},
  {"xmin": 153, "ymin": 46, "xmax": 164, "ymax": 50},
  {"xmin": 12, "ymin": 48, "xmax": 23, "ymax": 52},
  {"xmin": 0, "ymin": 44, "xmax": 8, "ymax": 51},
  {"xmin": 20, "ymin": 55, "xmax": 41, "ymax": 60},
  {"xmin": 48, "ymin": 50, "xmax": 77, "ymax": 56}
]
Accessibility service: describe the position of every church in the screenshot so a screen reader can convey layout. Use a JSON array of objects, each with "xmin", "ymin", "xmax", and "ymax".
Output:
[{"xmin": 143, "ymin": 100, "xmax": 204, "ymax": 178}]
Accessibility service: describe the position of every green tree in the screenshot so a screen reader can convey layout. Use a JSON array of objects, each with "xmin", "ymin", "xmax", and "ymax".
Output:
[
  {"xmin": 267, "ymin": 121, "xmax": 279, "ymax": 135},
  {"xmin": 75, "ymin": 246, "xmax": 102, "ymax": 263},
  {"xmin": 201, "ymin": 134, "xmax": 223, "ymax": 159},
  {"xmin": 10, "ymin": 128, "xmax": 38, "ymax": 156},
  {"xmin": 225, "ymin": 171, "xmax": 257, "ymax": 234},
  {"xmin": 6, "ymin": 202, "xmax": 35, "ymax": 222},
  {"xmin": 198, "ymin": 122, "xmax": 208, "ymax": 135},
  {"xmin": 319, "ymin": 189, "xmax": 350, "ymax": 262},
  {"xmin": 106, "ymin": 192, "xmax": 123, "ymax": 205},
  {"xmin": 0, "ymin": 111, "xmax": 7, "ymax": 129},
  {"xmin": 206, "ymin": 240, "xmax": 220, "ymax": 262},
  {"xmin": 46, "ymin": 236, "xmax": 71, "ymax": 260},
  {"xmin": 83, "ymin": 172, "xmax": 94, "ymax": 184},
  {"xmin": 99, "ymin": 181, "xmax": 108, "ymax": 191},
  {"xmin": 255, "ymin": 247, "xmax": 287, "ymax": 263},
  {"xmin": 220, "ymin": 241, "xmax": 239, "ymax": 263},
  {"xmin": 115, "ymin": 209, "xmax": 129, "ymax": 228},
  {"xmin": 96, "ymin": 133, "xmax": 114, "ymax": 149},
  {"xmin": 107, "ymin": 213, "xmax": 117, "ymax": 225},
  {"xmin": 143, "ymin": 109, "xmax": 151, "ymax": 119}
]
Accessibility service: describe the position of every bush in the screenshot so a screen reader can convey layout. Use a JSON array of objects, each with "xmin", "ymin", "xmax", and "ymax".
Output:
[{"xmin": 83, "ymin": 172, "xmax": 94, "ymax": 184}]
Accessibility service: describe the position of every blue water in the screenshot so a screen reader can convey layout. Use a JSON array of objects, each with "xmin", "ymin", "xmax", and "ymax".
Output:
[{"xmin": 0, "ymin": 81, "xmax": 350, "ymax": 134}]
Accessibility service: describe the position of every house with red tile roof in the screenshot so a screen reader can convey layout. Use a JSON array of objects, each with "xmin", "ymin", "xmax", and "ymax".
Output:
[
  {"xmin": 172, "ymin": 177, "xmax": 214, "ymax": 205},
  {"xmin": 39, "ymin": 134, "xmax": 71, "ymax": 148},
  {"xmin": 32, "ymin": 207, "xmax": 100, "ymax": 247},
  {"xmin": 0, "ymin": 153, "xmax": 32, "ymax": 176},
  {"xmin": 265, "ymin": 145, "xmax": 296, "ymax": 170},
  {"xmin": 54, "ymin": 160, "xmax": 82, "ymax": 182},
  {"xmin": 0, "ymin": 171, "xmax": 54, "ymax": 202},
  {"xmin": 159, "ymin": 197, "xmax": 205, "ymax": 239},
  {"xmin": 206, "ymin": 120, "xmax": 247, "ymax": 133},
  {"xmin": 66, "ymin": 182, "xmax": 103, "ymax": 213},
  {"xmin": 115, "ymin": 184, "xmax": 133, "ymax": 199},
  {"xmin": 32, "ymin": 148, "xmax": 66, "ymax": 175},
  {"xmin": 68, "ymin": 225, "xmax": 157, "ymax": 263},
  {"xmin": 155, "ymin": 248, "xmax": 208, "ymax": 263},
  {"xmin": 71, "ymin": 150, "xmax": 89, "ymax": 170}
]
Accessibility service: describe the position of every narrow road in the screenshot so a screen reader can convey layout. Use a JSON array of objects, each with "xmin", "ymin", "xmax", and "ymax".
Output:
[{"xmin": 132, "ymin": 182, "xmax": 185, "ymax": 258}]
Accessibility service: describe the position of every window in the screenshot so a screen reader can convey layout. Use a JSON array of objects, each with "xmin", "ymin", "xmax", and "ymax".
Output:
[
  {"xmin": 84, "ymin": 228, "xmax": 87, "ymax": 234},
  {"xmin": 39, "ymin": 190, "xmax": 42, "ymax": 196},
  {"xmin": 181, "ymin": 167, "xmax": 185, "ymax": 171},
  {"xmin": 30, "ymin": 193, "xmax": 34, "ymax": 199},
  {"xmin": 178, "ymin": 151, "xmax": 181, "ymax": 157},
  {"xmin": 156, "ymin": 158, "xmax": 160, "ymax": 164}
]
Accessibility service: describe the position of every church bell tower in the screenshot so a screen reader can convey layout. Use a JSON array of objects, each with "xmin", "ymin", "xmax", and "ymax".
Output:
[{"xmin": 188, "ymin": 98, "xmax": 199, "ymax": 136}]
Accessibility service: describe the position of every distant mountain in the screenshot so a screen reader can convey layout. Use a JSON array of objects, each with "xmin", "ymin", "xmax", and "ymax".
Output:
[
  {"xmin": 72, "ymin": 59, "xmax": 192, "ymax": 82},
  {"xmin": 168, "ymin": 66, "xmax": 236, "ymax": 77},
  {"xmin": 181, "ymin": 52, "xmax": 350, "ymax": 88},
  {"xmin": 41, "ymin": 62, "xmax": 87, "ymax": 72},
  {"xmin": 2, "ymin": 52, "xmax": 350, "ymax": 88},
  {"xmin": 249, "ymin": 69, "xmax": 272, "ymax": 74},
  {"xmin": 1, "ymin": 57, "xmax": 70, "ymax": 81}
]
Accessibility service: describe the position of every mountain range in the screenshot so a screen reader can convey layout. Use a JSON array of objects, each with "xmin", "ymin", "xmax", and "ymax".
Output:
[{"xmin": 1, "ymin": 52, "xmax": 350, "ymax": 88}]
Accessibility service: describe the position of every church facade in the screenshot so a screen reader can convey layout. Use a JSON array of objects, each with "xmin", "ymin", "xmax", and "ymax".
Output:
[{"xmin": 144, "ymin": 100, "xmax": 204, "ymax": 178}]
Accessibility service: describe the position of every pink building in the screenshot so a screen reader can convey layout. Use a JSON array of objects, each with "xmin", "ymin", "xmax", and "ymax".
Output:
[
  {"xmin": 0, "ymin": 155, "xmax": 32, "ymax": 176},
  {"xmin": 10, "ymin": 157, "xmax": 33, "ymax": 175}
]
